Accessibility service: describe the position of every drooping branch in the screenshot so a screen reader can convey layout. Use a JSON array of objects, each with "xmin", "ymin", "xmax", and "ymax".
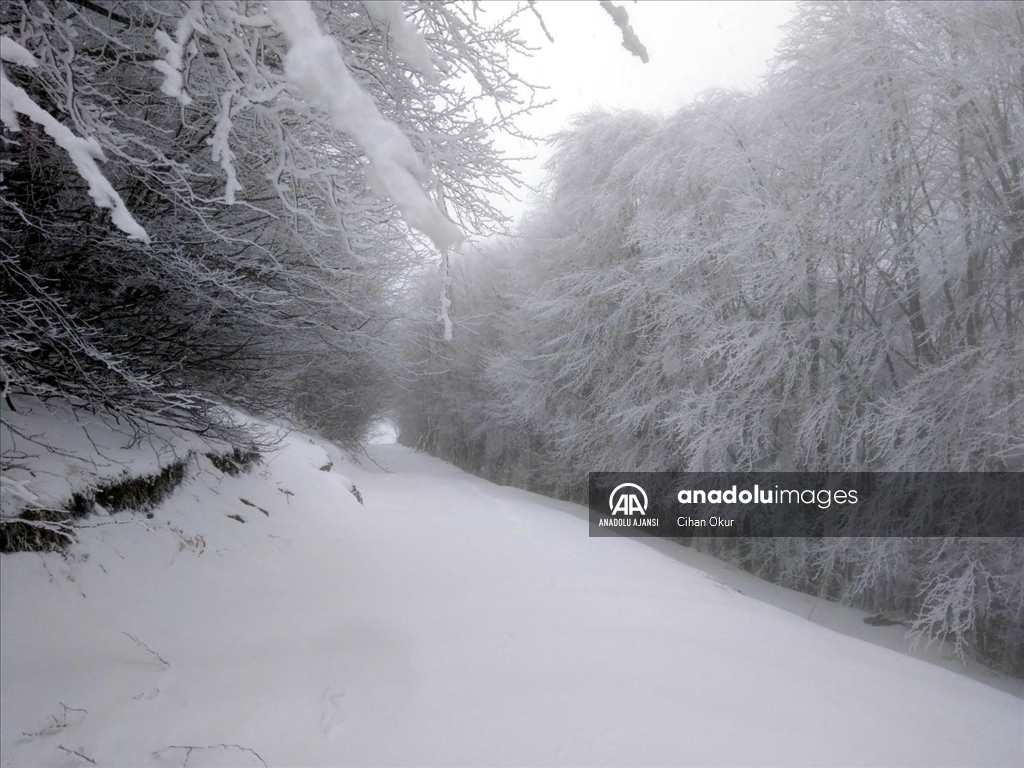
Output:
[{"xmin": 598, "ymin": 0, "xmax": 649, "ymax": 63}]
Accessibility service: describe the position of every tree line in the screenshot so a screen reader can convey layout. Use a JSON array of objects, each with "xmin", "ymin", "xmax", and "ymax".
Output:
[{"xmin": 395, "ymin": 1, "xmax": 1024, "ymax": 674}]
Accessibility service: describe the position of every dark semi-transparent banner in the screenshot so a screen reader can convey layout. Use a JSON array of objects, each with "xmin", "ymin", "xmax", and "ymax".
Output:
[{"xmin": 588, "ymin": 473, "xmax": 1024, "ymax": 538}]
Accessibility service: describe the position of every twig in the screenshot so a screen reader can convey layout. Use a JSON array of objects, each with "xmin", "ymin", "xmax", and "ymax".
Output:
[
  {"xmin": 527, "ymin": 0, "xmax": 554, "ymax": 42},
  {"xmin": 121, "ymin": 632, "xmax": 170, "ymax": 668},
  {"xmin": 154, "ymin": 743, "xmax": 268, "ymax": 768},
  {"xmin": 21, "ymin": 703, "xmax": 87, "ymax": 740},
  {"xmin": 355, "ymin": 439, "xmax": 390, "ymax": 472},
  {"xmin": 57, "ymin": 745, "xmax": 97, "ymax": 765}
]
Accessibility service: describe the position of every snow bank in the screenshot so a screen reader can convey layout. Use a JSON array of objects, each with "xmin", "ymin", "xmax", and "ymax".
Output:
[{"xmin": 1, "ymin": 410, "xmax": 1021, "ymax": 766}]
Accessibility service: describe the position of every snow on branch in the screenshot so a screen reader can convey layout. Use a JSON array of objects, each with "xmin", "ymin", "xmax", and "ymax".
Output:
[
  {"xmin": 363, "ymin": 1, "xmax": 440, "ymax": 84},
  {"xmin": 527, "ymin": 1, "xmax": 556, "ymax": 44},
  {"xmin": 0, "ymin": 38, "xmax": 150, "ymax": 243},
  {"xmin": 153, "ymin": 0, "xmax": 204, "ymax": 105},
  {"xmin": 598, "ymin": 0, "xmax": 649, "ymax": 63},
  {"xmin": 265, "ymin": 1, "xmax": 462, "ymax": 251},
  {"xmin": 210, "ymin": 87, "xmax": 242, "ymax": 204},
  {"xmin": 0, "ymin": 36, "xmax": 39, "ymax": 69}
]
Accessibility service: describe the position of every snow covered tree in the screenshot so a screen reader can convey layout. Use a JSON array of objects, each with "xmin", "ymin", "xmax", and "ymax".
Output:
[
  {"xmin": 396, "ymin": 0, "xmax": 1024, "ymax": 672},
  {"xmin": 1, "ymin": 0, "xmax": 541, "ymax": 443}
]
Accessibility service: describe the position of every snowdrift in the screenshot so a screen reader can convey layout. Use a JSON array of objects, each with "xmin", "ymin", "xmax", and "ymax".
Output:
[{"xmin": 1, "ymin": 402, "xmax": 1021, "ymax": 767}]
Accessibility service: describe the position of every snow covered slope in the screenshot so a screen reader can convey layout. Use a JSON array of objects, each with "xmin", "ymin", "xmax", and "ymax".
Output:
[{"xmin": 1, "ymin": 421, "xmax": 1022, "ymax": 767}]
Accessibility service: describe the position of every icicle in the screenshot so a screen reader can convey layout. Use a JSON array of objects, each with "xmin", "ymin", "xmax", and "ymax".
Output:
[{"xmin": 440, "ymin": 248, "xmax": 453, "ymax": 342}]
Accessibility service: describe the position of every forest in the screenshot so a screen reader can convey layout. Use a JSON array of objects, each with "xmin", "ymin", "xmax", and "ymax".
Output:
[
  {"xmin": 2, "ymin": 1, "xmax": 1023, "ymax": 676},
  {"xmin": 394, "ymin": 2, "xmax": 1024, "ymax": 673}
]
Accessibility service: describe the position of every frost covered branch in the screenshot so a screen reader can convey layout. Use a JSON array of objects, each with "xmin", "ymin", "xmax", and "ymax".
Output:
[
  {"xmin": 1, "ymin": 36, "xmax": 150, "ymax": 242},
  {"xmin": 266, "ymin": 1, "xmax": 462, "ymax": 251},
  {"xmin": 598, "ymin": 1, "xmax": 649, "ymax": 63},
  {"xmin": 209, "ymin": 87, "xmax": 242, "ymax": 204},
  {"xmin": 363, "ymin": 0, "xmax": 440, "ymax": 83},
  {"xmin": 153, "ymin": 1, "xmax": 203, "ymax": 105}
]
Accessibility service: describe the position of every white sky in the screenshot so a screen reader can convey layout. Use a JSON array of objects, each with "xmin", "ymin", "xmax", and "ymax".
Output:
[{"xmin": 487, "ymin": 0, "xmax": 797, "ymax": 223}]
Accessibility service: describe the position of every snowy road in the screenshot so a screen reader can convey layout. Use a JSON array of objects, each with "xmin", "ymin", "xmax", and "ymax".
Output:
[{"xmin": 2, "ymin": 432, "xmax": 1022, "ymax": 767}]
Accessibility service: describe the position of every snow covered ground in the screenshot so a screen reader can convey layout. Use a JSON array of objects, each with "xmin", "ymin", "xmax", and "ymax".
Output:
[{"xmin": 1, "ymin": 406, "xmax": 1022, "ymax": 767}]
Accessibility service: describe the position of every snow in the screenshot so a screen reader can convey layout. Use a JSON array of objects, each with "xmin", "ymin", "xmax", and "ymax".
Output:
[
  {"xmin": 0, "ymin": 398, "xmax": 225, "ymax": 518},
  {"xmin": 363, "ymin": 1, "xmax": 440, "ymax": 84},
  {"xmin": 598, "ymin": 1, "xmax": 650, "ymax": 64},
  {"xmin": 0, "ymin": 36, "xmax": 39, "ymax": 69},
  {"xmin": 266, "ymin": 1, "xmax": 462, "ymax": 252},
  {"xmin": 0, "ymin": 47, "xmax": 151, "ymax": 244},
  {"xmin": 366, "ymin": 419, "xmax": 398, "ymax": 444},
  {"xmin": 210, "ymin": 87, "xmax": 243, "ymax": 205},
  {"xmin": 1, "ymin": 404, "xmax": 1022, "ymax": 767},
  {"xmin": 152, "ymin": 1, "xmax": 204, "ymax": 105}
]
